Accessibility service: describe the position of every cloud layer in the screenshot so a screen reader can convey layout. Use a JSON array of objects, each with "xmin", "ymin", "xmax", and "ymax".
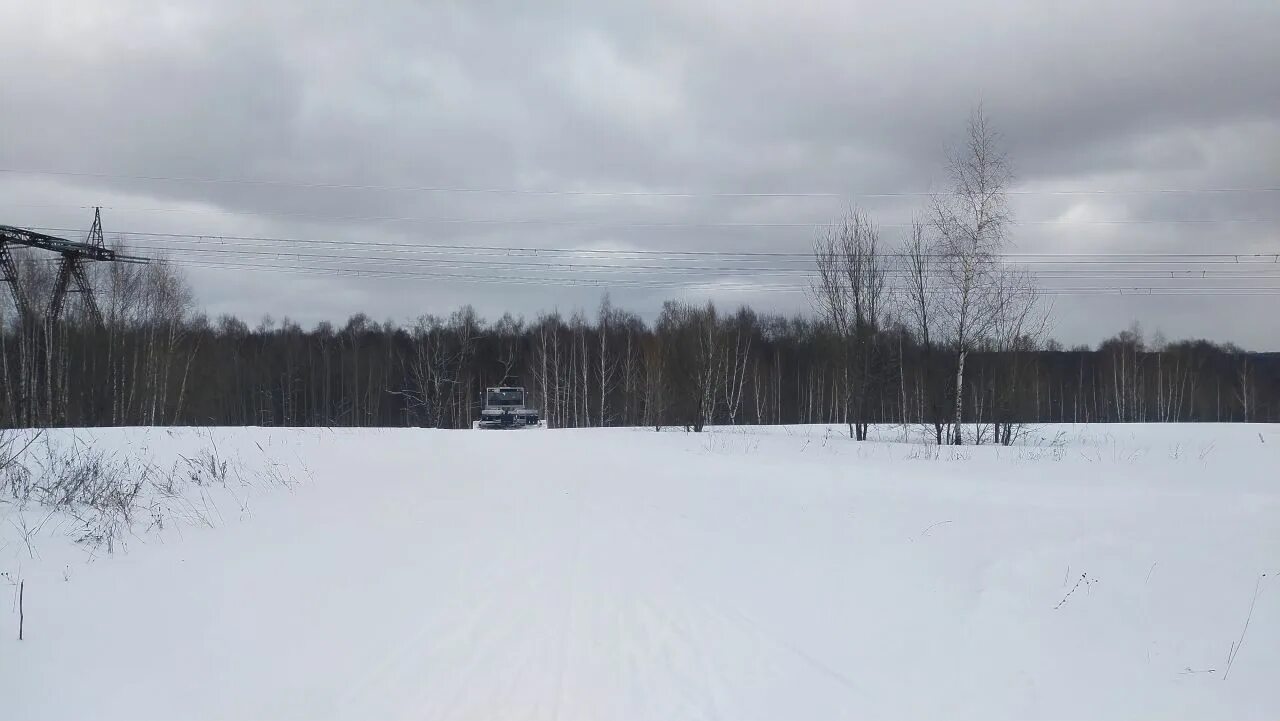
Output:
[{"xmin": 1, "ymin": 1, "xmax": 1277, "ymax": 347}]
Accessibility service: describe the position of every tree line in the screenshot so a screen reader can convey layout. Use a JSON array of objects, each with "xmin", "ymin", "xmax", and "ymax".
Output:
[
  {"xmin": 1, "ymin": 273, "xmax": 1273, "ymax": 437},
  {"xmin": 1, "ymin": 111, "xmax": 1274, "ymax": 438}
]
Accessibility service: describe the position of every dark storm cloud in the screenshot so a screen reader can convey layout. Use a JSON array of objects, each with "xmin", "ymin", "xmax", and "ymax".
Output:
[{"xmin": 0, "ymin": 0, "xmax": 1276, "ymax": 347}]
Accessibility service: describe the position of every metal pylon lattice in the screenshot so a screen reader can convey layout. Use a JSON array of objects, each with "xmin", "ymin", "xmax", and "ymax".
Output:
[
  {"xmin": 0, "ymin": 208, "xmax": 147, "ymax": 326},
  {"xmin": 49, "ymin": 253, "xmax": 104, "ymax": 325},
  {"xmin": 0, "ymin": 238, "xmax": 31, "ymax": 319},
  {"xmin": 86, "ymin": 206, "xmax": 105, "ymax": 249},
  {"xmin": 48, "ymin": 207, "xmax": 107, "ymax": 324}
]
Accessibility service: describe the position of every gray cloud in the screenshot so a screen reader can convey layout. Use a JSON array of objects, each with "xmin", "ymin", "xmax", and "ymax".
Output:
[{"xmin": 0, "ymin": 0, "xmax": 1276, "ymax": 347}]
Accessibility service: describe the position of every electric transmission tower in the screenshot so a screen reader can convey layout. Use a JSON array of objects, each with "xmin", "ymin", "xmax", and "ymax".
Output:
[{"xmin": 0, "ymin": 208, "xmax": 148, "ymax": 325}]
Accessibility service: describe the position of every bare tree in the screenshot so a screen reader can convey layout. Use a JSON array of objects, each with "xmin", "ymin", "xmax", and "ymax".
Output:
[
  {"xmin": 931, "ymin": 108, "xmax": 1014, "ymax": 444},
  {"xmin": 597, "ymin": 295, "xmax": 620, "ymax": 426},
  {"xmin": 1234, "ymin": 356, "xmax": 1253, "ymax": 422},
  {"xmin": 988, "ymin": 265, "xmax": 1049, "ymax": 444},
  {"xmin": 641, "ymin": 332, "xmax": 665, "ymax": 429},
  {"xmin": 901, "ymin": 216, "xmax": 948, "ymax": 444},
  {"xmin": 718, "ymin": 308, "xmax": 755, "ymax": 425},
  {"xmin": 656, "ymin": 301, "xmax": 719, "ymax": 432},
  {"xmin": 812, "ymin": 210, "xmax": 889, "ymax": 440}
]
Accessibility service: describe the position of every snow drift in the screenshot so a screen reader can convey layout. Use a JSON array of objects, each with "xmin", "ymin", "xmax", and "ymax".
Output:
[{"xmin": 2, "ymin": 424, "xmax": 1278, "ymax": 720}]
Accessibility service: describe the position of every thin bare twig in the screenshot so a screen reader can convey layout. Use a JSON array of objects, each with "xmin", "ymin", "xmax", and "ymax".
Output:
[
  {"xmin": 919, "ymin": 520, "xmax": 953, "ymax": 537},
  {"xmin": 1223, "ymin": 573, "xmax": 1268, "ymax": 681},
  {"xmin": 1055, "ymin": 573, "xmax": 1093, "ymax": 610}
]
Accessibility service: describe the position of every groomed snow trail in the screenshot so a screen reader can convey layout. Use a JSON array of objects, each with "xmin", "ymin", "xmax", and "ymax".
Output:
[{"xmin": 3, "ymin": 425, "xmax": 1278, "ymax": 720}]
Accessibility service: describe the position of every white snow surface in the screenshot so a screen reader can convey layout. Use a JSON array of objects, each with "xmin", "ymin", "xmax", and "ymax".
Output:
[{"xmin": 3, "ymin": 424, "xmax": 1279, "ymax": 720}]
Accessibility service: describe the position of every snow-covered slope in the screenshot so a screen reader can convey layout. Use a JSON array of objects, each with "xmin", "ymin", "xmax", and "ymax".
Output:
[{"xmin": 3, "ymin": 424, "xmax": 1278, "ymax": 720}]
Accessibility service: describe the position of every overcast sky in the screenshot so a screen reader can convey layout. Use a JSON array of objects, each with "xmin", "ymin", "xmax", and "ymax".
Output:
[{"xmin": 1, "ymin": 1, "xmax": 1277, "ymax": 348}]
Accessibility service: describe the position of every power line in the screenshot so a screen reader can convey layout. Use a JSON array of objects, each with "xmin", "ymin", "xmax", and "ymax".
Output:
[
  {"xmin": 12, "ymin": 221, "xmax": 1260, "ymax": 291},
  {"xmin": 156, "ymin": 257, "xmax": 1280, "ymax": 295},
  {"xmin": 4, "ymin": 203, "xmax": 1277, "ymax": 228},
  {"xmin": 8, "ymin": 223, "xmax": 1279, "ymax": 294},
  {"xmin": 21, "ymin": 226, "xmax": 1280, "ymax": 262},
  {"xmin": 85, "ymin": 241, "xmax": 1280, "ymax": 280},
  {"xmin": 3, "ymin": 167, "xmax": 1278, "ymax": 198},
  {"xmin": 127, "ymin": 255, "xmax": 1280, "ymax": 296}
]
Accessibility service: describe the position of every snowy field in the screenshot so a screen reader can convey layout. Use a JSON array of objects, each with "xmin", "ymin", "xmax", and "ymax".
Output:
[{"xmin": 2, "ymin": 423, "xmax": 1278, "ymax": 720}]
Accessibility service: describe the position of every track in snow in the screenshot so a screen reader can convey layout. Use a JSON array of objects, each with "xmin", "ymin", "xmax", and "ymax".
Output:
[{"xmin": 3, "ymin": 424, "xmax": 1279, "ymax": 720}]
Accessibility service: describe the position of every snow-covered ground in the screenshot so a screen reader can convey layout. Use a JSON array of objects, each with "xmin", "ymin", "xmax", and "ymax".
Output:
[{"xmin": 2, "ymin": 424, "xmax": 1278, "ymax": 720}]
